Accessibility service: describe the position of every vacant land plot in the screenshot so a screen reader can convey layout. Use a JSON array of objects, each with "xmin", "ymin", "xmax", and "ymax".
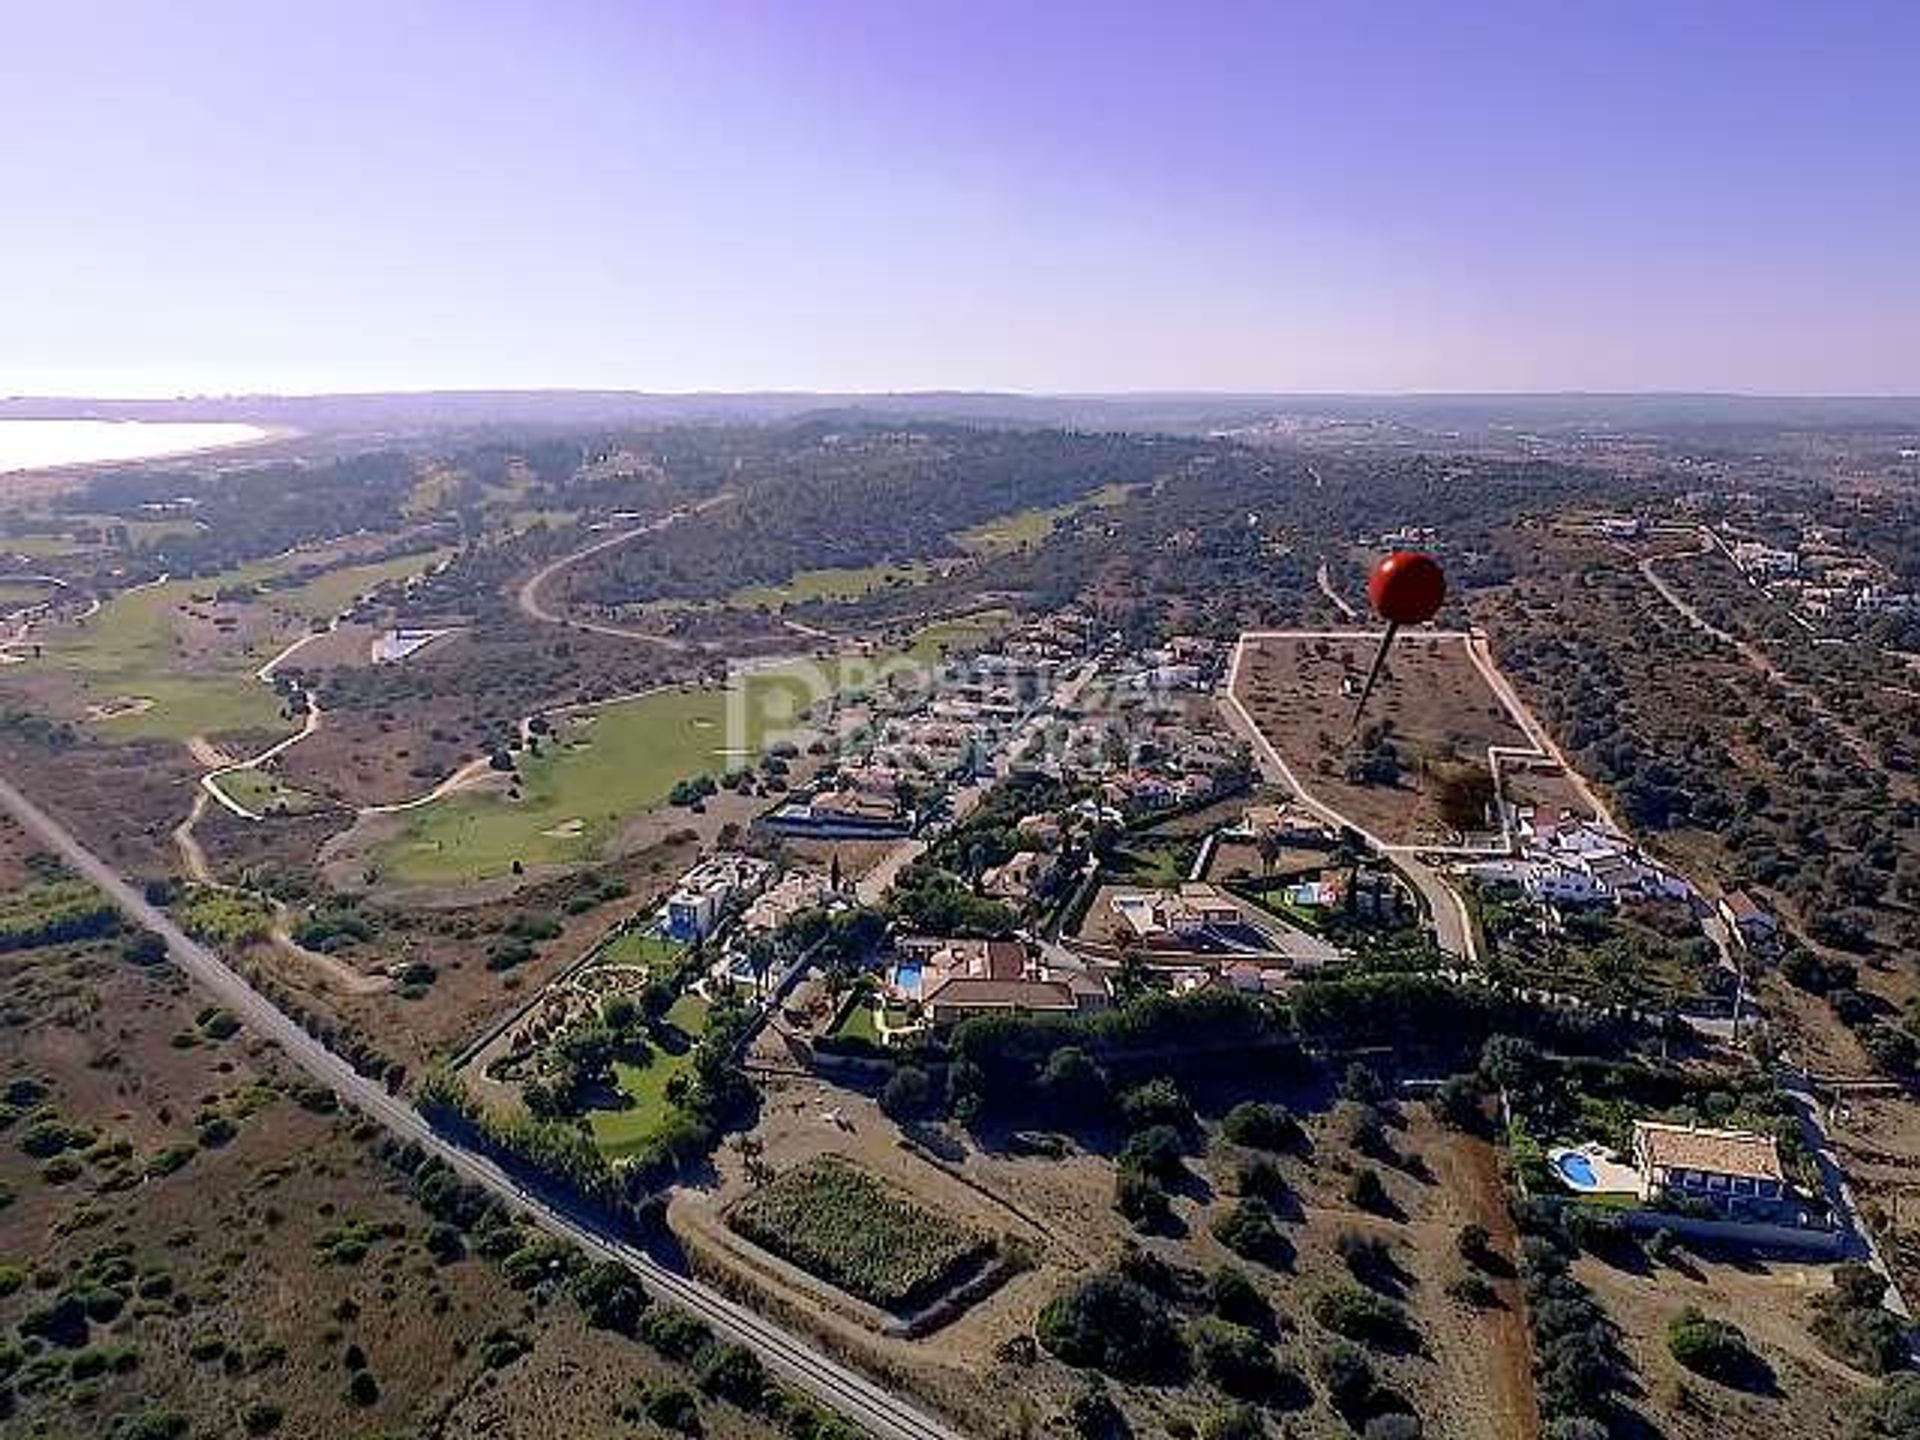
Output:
[
  {"xmin": 729, "ymin": 1156, "xmax": 993, "ymax": 1313},
  {"xmin": 1234, "ymin": 630, "xmax": 1531, "ymax": 847},
  {"xmin": 1578, "ymin": 1248, "xmax": 1873, "ymax": 1440}
]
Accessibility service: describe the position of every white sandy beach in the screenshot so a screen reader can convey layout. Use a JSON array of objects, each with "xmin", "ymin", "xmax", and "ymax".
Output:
[{"xmin": 0, "ymin": 419, "xmax": 276, "ymax": 475}]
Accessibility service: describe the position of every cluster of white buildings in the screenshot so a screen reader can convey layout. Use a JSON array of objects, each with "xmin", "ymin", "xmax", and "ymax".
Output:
[
  {"xmin": 1464, "ymin": 815, "xmax": 1697, "ymax": 913},
  {"xmin": 1726, "ymin": 526, "xmax": 1918, "ymax": 621},
  {"xmin": 660, "ymin": 853, "xmax": 775, "ymax": 943}
]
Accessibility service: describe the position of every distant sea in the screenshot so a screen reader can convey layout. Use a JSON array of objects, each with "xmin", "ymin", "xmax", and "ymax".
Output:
[{"xmin": 0, "ymin": 419, "xmax": 270, "ymax": 475}]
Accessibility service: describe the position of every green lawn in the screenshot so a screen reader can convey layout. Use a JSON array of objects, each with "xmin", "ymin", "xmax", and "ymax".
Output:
[
  {"xmin": 211, "ymin": 766, "xmax": 329, "ymax": 815},
  {"xmin": 905, "ymin": 610, "xmax": 1012, "ymax": 663},
  {"xmin": 382, "ymin": 652, "xmax": 912, "ymax": 884},
  {"xmin": 270, "ymin": 548, "xmax": 453, "ymax": 620},
  {"xmin": 833, "ymin": 998, "xmax": 881, "ymax": 1044},
  {"xmin": 952, "ymin": 483, "xmax": 1135, "ymax": 556},
  {"xmin": 586, "ymin": 995, "xmax": 710, "ymax": 1159},
  {"xmin": 595, "ymin": 928, "xmax": 687, "ymax": 970},
  {"xmin": 34, "ymin": 561, "xmax": 298, "ymax": 740},
  {"xmin": 25, "ymin": 547, "xmax": 455, "ymax": 743},
  {"xmin": 729, "ymin": 559, "xmax": 938, "ymax": 611}
]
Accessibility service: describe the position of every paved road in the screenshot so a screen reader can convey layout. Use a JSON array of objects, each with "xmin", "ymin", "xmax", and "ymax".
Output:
[
  {"xmin": 515, "ymin": 494, "xmax": 734, "ymax": 648},
  {"xmin": 1779, "ymin": 1071, "xmax": 1911, "ymax": 1319},
  {"xmin": 1215, "ymin": 642, "xmax": 1477, "ymax": 963},
  {"xmin": 0, "ymin": 769, "xmax": 967, "ymax": 1440}
]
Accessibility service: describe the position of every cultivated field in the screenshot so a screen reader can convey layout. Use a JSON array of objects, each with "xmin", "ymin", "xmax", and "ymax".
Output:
[
  {"xmin": 1233, "ymin": 630, "xmax": 1532, "ymax": 847},
  {"xmin": 729, "ymin": 1156, "xmax": 994, "ymax": 1313}
]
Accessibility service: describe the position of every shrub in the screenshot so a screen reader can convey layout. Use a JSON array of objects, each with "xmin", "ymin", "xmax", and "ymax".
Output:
[
  {"xmin": 1190, "ymin": 1318, "xmax": 1286, "ymax": 1402},
  {"xmin": 640, "ymin": 1306, "xmax": 713, "ymax": 1363},
  {"xmin": 1364, "ymin": 1416, "xmax": 1422, "ymax": 1440},
  {"xmin": 1066, "ymin": 1379, "xmax": 1128, "ymax": 1440},
  {"xmin": 1037, "ymin": 1272, "xmax": 1185, "ymax": 1382},
  {"xmin": 1220, "ymin": 1102, "xmax": 1301, "ymax": 1152},
  {"xmin": 697, "ymin": 1341, "xmax": 767, "ymax": 1408},
  {"xmin": 879, "ymin": 1066, "xmax": 934, "ymax": 1120},
  {"xmin": 478, "ymin": 1327, "xmax": 532, "ymax": 1369},
  {"xmin": 241, "ymin": 1400, "xmax": 284, "ymax": 1434},
  {"xmin": 1337, "ymin": 1230, "xmax": 1396, "ymax": 1287},
  {"xmin": 1115, "ymin": 1169, "xmax": 1172, "ymax": 1232},
  {"xmin": 1312, "ymin": 1284, "xmax": 1417, "ymax": 1351},
  {"xmin": 1211, "ymin": 1199, "xmax": 1290, "ymax": 1268},
  {"xmin": 1234, "ymin": 1156, "xmax": 1289, "ymax": 1204},
  {"xmin": 1118, "ymin": 1125, "xmax": 1187, "ymax": 1186},
  {"xmin": 1199, "ymin": 1405, "xmax": 1264, "ymax": 1440},
  {"xmin": 570, "ymin": 1259, "xmax": 648, "ymax": 1334},
  {"xmin": 1667, "ymin": 1307, "xmax": 1756, "ymax": 1385},
  {"xmin": 646, "ymin": 1385, "xmax": 702, "ymax": 1434},
  {"xmin": 1455, "ymin": 1223, "xmax": 1492, "ymax": 1265},
  {"xmin": 1120, "ymin": 1078, "xmax": 1194, "ymax": 1134},
  {"xmin": 1347, "ymin": 1168, "xmax": 1391, "ymax": 1215},
  {"xmin": 1208, "ymin": 1266, "xmax": 1271, "ymax": 1331},
  {"xmin": 347, "ymin": 1369, "xmax": 379, "ymax": 1405},
  {"xmin": 1446, "ymin": 1274, "xmax": 1499, "ymax": 1308},
  {"xmin": 1039, "ymin": 1047, "xmax": 1113, "ymax": 1123},
  {"xmin": 1316, "ymin": 1341, "xmax": 1379, "ymax": 1422}
]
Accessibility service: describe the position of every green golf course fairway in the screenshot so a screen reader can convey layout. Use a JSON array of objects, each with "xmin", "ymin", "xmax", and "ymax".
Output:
[
  {"xmin": 382, "ymin": 651, "xmax": 914, "ymax": 885},
  {"xmin": 45, "ymin": 562, "xmax": 299, "ymax": 741}
]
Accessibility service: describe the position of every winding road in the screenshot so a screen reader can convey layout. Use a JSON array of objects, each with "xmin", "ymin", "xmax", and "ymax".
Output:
[
  {"xmin": 515, "ymin": 494, "xmax": 735, "ymax": 648},
  {"xmin": 0, "ymin": 769, "xmax": 967, "ymax": 1440}
]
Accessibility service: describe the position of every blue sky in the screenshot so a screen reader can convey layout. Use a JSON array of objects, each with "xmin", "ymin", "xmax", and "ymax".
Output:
[{"xmin": 3, "ymin": 0, "xmax": 1914, "ymax": 395}]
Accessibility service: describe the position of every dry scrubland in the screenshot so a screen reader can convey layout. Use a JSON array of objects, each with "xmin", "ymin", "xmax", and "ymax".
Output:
[{"xmin": 0, "ymin": 833, "xmax": 797, "ymax": 1439}]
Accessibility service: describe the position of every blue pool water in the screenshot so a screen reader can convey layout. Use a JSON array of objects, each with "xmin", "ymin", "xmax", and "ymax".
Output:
[
  {"xmin": 1555, "ymin": 1152, "xmax": 1598, "ymax": 1188},
  {"xmin": 893, "ymin": 962, "xmax": 923, "ymax": 993}
]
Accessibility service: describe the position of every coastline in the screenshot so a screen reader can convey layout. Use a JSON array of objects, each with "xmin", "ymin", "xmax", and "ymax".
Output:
[{"xmin": 0, "ymin": 419, "xmax": 302, "ymax": 479}]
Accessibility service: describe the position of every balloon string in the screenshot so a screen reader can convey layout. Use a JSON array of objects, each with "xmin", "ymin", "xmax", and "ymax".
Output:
[{"xmin": 1349, "ymin": 621, "xmax": 1399, "ymax": 736}]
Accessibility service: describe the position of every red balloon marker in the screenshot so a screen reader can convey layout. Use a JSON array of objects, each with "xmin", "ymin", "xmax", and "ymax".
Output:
[{"xmin": 1352, "ymin": 551, "xmax": 1447, "ymax": 731}]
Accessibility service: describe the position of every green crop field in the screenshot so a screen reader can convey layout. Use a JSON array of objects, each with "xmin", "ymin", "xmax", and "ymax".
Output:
[
  {"xmin": 383, "ymin": 651, "xmax": 919, "ymax": 884},
  {"xmin": 585, "ymin": 994, "xmax": 710, "ymax": 1159},
  {"xmin": 728, "ymin": 1156, "xmax": 992, "ymax": 1312}
]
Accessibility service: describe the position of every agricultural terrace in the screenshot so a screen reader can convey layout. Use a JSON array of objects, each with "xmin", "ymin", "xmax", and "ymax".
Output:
[
  {"xmin": 1233, "ymin": 630, "xmax": 1532, "ymax": 848},
  {"xmin": 728, "ymin": 1156, "xmax": 994, "ymax": 1313},
  {"xmin": 381, "ymin": 649, "xmax": 924, "ymax": 884}
]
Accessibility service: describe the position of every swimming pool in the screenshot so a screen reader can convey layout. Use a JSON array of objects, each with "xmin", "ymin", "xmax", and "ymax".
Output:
[
  {"xmin": 1555, "ymin": 1152, "xmax": 1598, "ymax": 1189},
  {"xmin": 892, "ymin": 961, "xmax": 923, "ymax": 996}
]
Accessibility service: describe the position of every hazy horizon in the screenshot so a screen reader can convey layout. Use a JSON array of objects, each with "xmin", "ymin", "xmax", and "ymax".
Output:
[{"xmin": 6, "ymin": 1, "xmax": 1915, "ymax": 397}]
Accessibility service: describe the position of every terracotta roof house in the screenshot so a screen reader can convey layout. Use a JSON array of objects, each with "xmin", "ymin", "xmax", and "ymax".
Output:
[{"xmin": 1629, "ymin": 1120, "xmax": 1799, "ymax": 1221}]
